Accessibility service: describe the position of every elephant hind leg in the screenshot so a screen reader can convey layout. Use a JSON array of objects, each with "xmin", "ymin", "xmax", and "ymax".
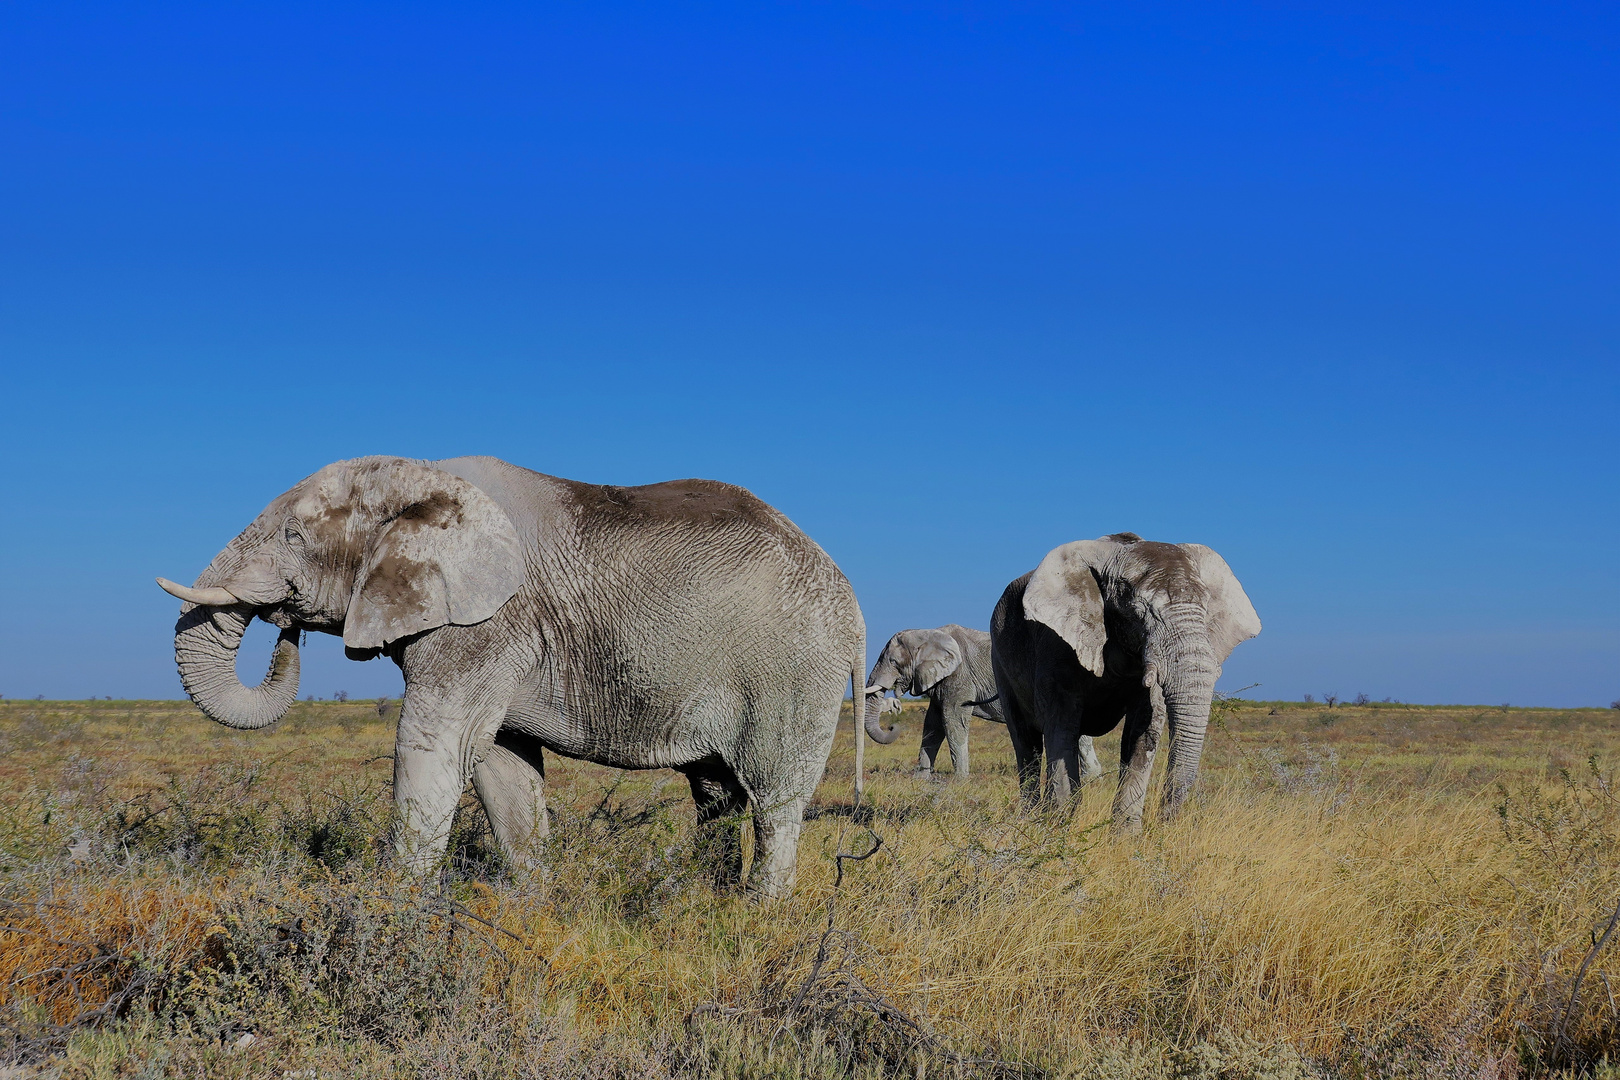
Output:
[
  {"xmin": 682, "ymin": 760, "xmax": 748, "ymax": 889},
  {"xmin": 941, "ymin": 703, "xmax": 972, "ymax": 779},
  {"xmin": 1078, "ymin": 735, "xmax": 1104, "ymax": 781},
  {"xmin": 471, "ymin": 730, "xmax": 549, "ymax": 869},
  {"xmin": 732, "ymin": 673, "xmax": 845, "ymax": 899},
  {"xmin": 747, "ymin": 792, "xmax": 810, "ymax": 900}
]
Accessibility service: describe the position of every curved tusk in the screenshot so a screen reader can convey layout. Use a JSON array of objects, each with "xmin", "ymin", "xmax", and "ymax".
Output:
[
  {"xmin": 156, "ymin": 577, "xmax": 241, "ymax": 607},
  {"xmin": 863, "ymin": 684, "xmax": 888, "ymax": 695}
]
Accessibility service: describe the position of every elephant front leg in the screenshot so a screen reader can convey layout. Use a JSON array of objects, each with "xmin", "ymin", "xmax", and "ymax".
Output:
[
  {"xmin": 941, "ymin": 701, "xmax": 973, "ymax": 779},
  {"xmin": 1112, "ymin": 684, "xmax": 1164, "ymax": 833},
  {"xmin": 998, "ymin": 690, "xmax": 1042, "ymax": 804},
  {"xmin": 917, "ymin": 697, "xmax": 946, "ymax": 775},
  {"xmin": 1033, "ymin": 685, "xmax": 1085, "ymax": 803},
  {"xmin": 1042, "ymin": 726, "xmax": 1083, "ymax": 803},
  {"xmin": 471, "ymin": 730, "xmax": 549, "ymax": 870},
  {"xmin": 390, "ymin": 684, "xmax": 513, "ymax": 874}
]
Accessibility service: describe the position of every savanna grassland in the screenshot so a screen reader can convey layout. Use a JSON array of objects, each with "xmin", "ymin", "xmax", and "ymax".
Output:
[{"xmin": 2, "ymin": 696, "xmax": 1618, "ymax": 1079}]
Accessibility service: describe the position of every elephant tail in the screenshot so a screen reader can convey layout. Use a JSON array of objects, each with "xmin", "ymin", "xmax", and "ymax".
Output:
[
  {"xmin": 965, "ymin": 692, "xmax": 1005, "ymax": 724},
  {"xmin": 853, "ymin": 651, "xmax": 867, "ymax": 806}
]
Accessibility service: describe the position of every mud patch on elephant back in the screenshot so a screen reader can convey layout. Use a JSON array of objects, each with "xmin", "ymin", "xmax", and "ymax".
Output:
[{"xmin": 562, "ymin": 477, "xmax": 781, "ymax": 534}]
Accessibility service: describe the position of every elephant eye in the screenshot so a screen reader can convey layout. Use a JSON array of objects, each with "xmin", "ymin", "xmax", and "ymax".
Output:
[{"xmin": 283, "ymin": 521, "xmax": 306, "ymax": 547}]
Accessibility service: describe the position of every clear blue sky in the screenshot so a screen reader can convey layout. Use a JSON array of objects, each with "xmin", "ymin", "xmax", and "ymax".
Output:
[{"xmin": 1, "ymin": 2, "xmax": 1615, "ymax": 707}]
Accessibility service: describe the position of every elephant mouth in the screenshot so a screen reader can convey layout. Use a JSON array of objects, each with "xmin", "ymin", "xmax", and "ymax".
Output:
[{"xmin": 257, "ymin": 605, "xmax": 301, "ymax": 631}]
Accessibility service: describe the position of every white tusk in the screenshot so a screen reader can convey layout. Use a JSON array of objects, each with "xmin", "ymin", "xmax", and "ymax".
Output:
[
  {"xmin": 863, "ymin": 684, "xmax": 888, "ymax": 695},
  {"xmin": 156, "ymin": 577, "xmax": 241, "ymax": 606}
]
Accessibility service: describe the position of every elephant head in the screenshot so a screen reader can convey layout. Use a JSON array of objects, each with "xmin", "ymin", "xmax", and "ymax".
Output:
[
  {"xmin": 157, "ymin": 457, "xmax": 523, "ymax": 730},
  {"xmin": 1023, "ymin": 533, "xmax": 1259, "ymax": 812},
  {"xmin": 861, "ymin": 628, "xmax": 964, "ymax": 743}
]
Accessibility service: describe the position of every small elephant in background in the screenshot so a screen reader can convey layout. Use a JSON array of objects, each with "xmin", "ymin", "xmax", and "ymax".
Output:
[
  {"xmin": 862, "ymin": 625, "xmax": 1100, "ymax": 780},
  {"xmin": 991, "ymin": 532, "xmax": 1259, "ymax": 828}
]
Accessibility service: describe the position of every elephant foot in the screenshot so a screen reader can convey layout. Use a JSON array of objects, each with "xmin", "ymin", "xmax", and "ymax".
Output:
[
  {"xmin": 744, "ymin": 804, "xmax": 805, "ymax": 900},
  {"xmin": 1112, "ymin": 814, "xmax": 1145, "ymax": 836}
]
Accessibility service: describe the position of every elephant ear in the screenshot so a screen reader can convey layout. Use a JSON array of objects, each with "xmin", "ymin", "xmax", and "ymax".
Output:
[
  {"xmin": 1023, "ymin": 540, "xmax": 1112, "ymax": 676},
  {"xmin": 1183, "ymin": 544, "xmax": 1261, "ymax": 664},
  {"xmin": 343, "ymin": 464, "xmax": 523, "ymax": 651},
  {"xmin": 908, "ymin": 629, "xmax": 964, "ymax": 694}
]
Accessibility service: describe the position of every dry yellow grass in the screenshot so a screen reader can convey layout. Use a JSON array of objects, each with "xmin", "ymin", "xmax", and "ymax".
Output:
[{"xmin": 2, "ymin": 697, "xmax": 1617, "ymax": 1077}]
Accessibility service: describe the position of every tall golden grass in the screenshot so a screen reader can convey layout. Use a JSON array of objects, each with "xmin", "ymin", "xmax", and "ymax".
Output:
[{"xmin": 2, "ymin": 697, "xmax": 1617, "ymax": 1077}]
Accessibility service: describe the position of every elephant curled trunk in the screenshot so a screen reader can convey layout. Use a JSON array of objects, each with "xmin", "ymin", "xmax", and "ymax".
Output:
[
  {"xmin": 862, "ymin": 689, "xmax": 903, "ymax": 744},
  {"xmin": 174, "ymin": 605, "xmax": 301, "ymax": 730}
]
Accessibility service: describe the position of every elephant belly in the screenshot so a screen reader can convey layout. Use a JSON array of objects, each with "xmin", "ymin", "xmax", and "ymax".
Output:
[
  {"xmin": 1078, "ymin": 680, "xmax": 1137, "ymax": 737},
  {"xmin": 500, "ymin": 684, "xmax": 735, "ymax": 772}
]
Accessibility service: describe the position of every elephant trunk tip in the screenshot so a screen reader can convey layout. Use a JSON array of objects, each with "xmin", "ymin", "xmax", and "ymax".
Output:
[{"xmin": 865, "ymin": 721, "xmax": 903, "ymax": 745}]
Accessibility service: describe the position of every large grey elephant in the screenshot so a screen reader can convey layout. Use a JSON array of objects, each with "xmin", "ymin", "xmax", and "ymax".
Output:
[
  {"xmin": 990, "ymin": 533, "xmax": 1259, "ymax": 829},
  {"xmin": 860, "ymin": 625, "xmax": 1100, "ymax": 781},
  {"xmin": 156, "ymin": 456, "xmax": 865, "ymax": 897}
]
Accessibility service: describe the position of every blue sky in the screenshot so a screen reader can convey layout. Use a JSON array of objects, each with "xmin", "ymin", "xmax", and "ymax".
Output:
[{"xmin": 1, "ymin": 1, "xmax": 1615, "ymax": 706}]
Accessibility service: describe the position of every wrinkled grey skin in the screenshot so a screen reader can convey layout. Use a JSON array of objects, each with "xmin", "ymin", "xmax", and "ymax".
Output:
[
  {"xmin": 861, "ymin": 625, "xmax": 1099, "ymax": 780},
  {"xmin": 162, "ymin": 456, "xmax": 864, "ymax": 898},
  {"xmin": 990, "ymin": 533, "xmax": 1260, "ymax": 829}
]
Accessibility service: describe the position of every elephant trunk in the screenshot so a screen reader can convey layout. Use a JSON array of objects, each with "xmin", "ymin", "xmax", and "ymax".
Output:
[
  {"xmin": 1156, "ymin": 605, "xmax": 1220, "ymax": 817},
  {"xmin": 175, "ymin": 606, "xmax": 301, "ymax": 729},
  {"xmin": 863, "ymin": 686, "xmax": 903, "ymax": 744},
  {"xmin": 172, "ymin": 536, "xmax": 300, "ymax": 730}
]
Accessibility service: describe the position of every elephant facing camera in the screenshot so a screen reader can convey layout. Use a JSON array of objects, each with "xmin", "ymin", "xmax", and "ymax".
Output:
[{"xmin": 991, "ymin": 534, "xmax": 1260, "ymax": 829}]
